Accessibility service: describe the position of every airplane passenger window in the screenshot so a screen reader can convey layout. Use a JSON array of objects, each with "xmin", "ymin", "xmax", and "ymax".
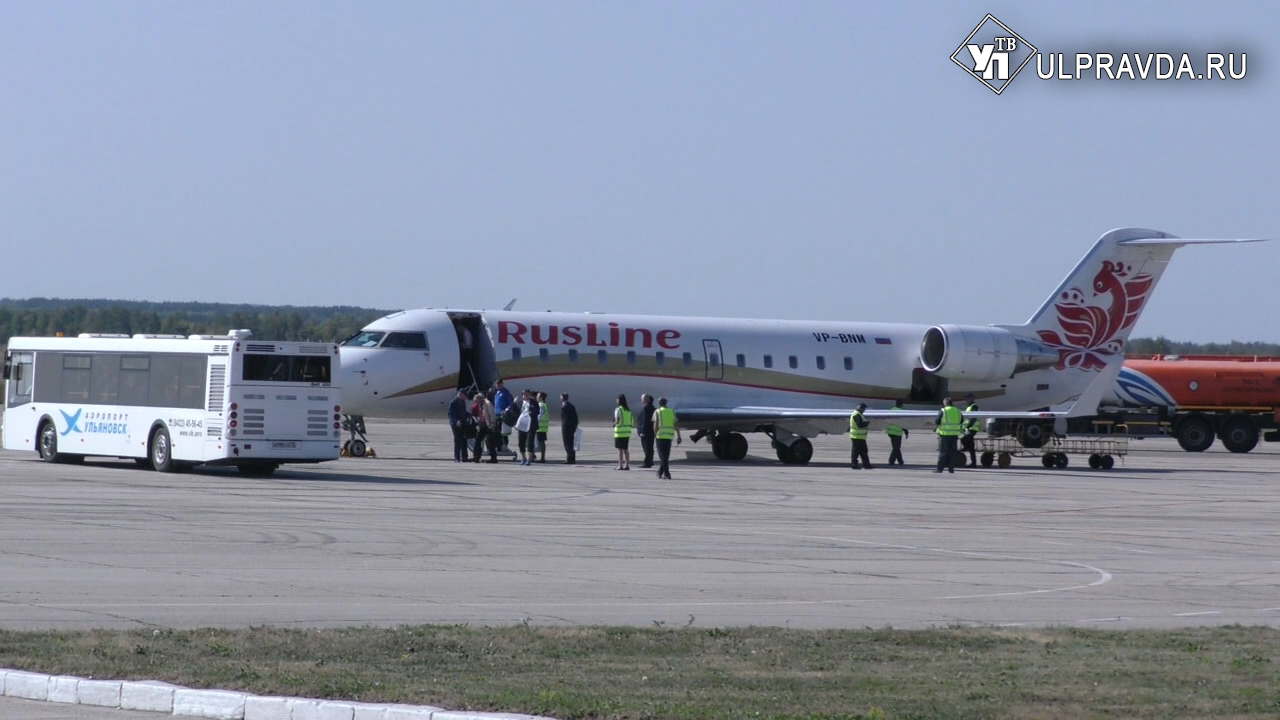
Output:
[
  {"xmin": 736, "ymin": 354, "xmax": 745, "ymax": 368},
  {"xmin": 342, "ymin": 331, "xmax": 385, "ymax": 347},
  {"xmin": 763, "ymin": 355, "xmax": 773, "ymax": 369},
  {"xmin": 788, "ymin": 356, "xmax": 798, "ymax": 369},
  {"xmin": 682, "ymin": 352, "xmax": 692, "ymax": 366},
  {"xmin": 568, "ymin": 349, "xmax": 579, "ymax": 363},
  {"xmin": 382, "ymin": 332, "xmax": 428, "ymax": 349},
  {"xmin": 597, "ymin": 350, "xmax": 608, "ymax": 364},
  {"xmin": 539, "ymin": 348, "xmax": 549, "ymax": 362},
  {"xmin": 626, "ymin": 351, "xmax": 637, "ymax": 365},
  {"xmin": 512, "ymin": 348, "xmax": 522, "ymax": 361},
  {"xmin": 816, "ymin": 356, "xmax": 826, "ymax": 370},
  {"xmin": 844, "ymin": 356, "xmax": 853, "ymax": 370},
  {"xmin": 655, "ymin": 352, "xmax": 665, "ymax": 366}
]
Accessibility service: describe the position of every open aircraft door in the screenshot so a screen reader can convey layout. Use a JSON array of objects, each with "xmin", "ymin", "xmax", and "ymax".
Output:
[{"xmin": 703, "ymin": 339, "xmax": 723, "ymax": 380}]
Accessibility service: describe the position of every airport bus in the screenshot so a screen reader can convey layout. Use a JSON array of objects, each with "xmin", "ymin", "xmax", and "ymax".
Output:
[{"xmin": 2, "ymin": 332, "xmax": 343, "ymax": 475}]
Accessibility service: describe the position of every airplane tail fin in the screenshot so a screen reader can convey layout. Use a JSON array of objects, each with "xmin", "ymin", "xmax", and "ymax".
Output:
[{"xmin": 998, "ymin": 228, "xmax": 1264, "ymax": 415}]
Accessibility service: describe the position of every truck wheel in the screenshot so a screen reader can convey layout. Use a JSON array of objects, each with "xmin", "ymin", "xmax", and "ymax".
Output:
[
  {"xmin": 1219, "ymin": 415, "xmax": 1259, "ymax": 454},
  {"xmin": 1174, "ymin": 414, "xmax": 1214, "ymax": 452}
]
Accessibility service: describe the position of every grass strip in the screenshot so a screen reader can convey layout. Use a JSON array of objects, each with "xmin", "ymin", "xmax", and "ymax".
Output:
[{"xmin": 1, "ymin": 625, "xmax": 1278, "ymax": 719}]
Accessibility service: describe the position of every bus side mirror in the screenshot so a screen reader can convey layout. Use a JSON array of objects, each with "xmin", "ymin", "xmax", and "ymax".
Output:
[{"xmin": 2, "ymin": 357, "xmax": 10, "ymax": 381}]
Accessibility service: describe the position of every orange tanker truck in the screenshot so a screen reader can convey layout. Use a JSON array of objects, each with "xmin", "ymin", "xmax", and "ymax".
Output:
[{"xmin": 1094, "ymin": 355, "xmax": 1280, "ymax": 453}]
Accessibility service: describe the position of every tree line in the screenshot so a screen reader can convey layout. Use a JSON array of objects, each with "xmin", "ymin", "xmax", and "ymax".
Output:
[
  {"xmin": 0, "ymin": 299, "xmax": 391, "ymax": 344},
  {"xmin": 2, "ymin": 299, "xmax": 1279, "ymax": 356}
]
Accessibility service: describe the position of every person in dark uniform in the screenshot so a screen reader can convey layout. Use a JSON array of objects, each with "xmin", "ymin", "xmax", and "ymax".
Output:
[
  {"xmin": 447, "ymin": 389, "xmax": 469, "ymax": 463},
  {"xmin": 637, "ymin": 394, "xmax": 657, "ymax": 468},
  {"xmin": 885, "ymin": 399, "xmax": 908, "ymax": 466},
  {"xmin": 653, "ymin": 396, "xmax": 681, "ymax": 480},
  {"xmin": 560, "ymin": 392, "xmax": 579, "ymax": 464},
  {"xmin": 961, "ymin": 393, "xmax": 980, "ymax": 468},
  {"xmin": 849, "ymin": 402, "xmax": 872, "ymax": 469},
  {"xmin": 935, "ymin": 397, "xmax": 963, "ymax": 473}
]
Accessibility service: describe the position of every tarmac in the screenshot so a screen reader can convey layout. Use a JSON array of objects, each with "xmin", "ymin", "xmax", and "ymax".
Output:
[{"xmin": 1, "ymin": 419, "xmax": 1277, "ymax": 718}]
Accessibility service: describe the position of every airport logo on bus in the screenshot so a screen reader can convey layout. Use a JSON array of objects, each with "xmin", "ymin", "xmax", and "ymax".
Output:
[{"xmin": 59, "ymin": 409, "xmax": 129, "ymax": 436}]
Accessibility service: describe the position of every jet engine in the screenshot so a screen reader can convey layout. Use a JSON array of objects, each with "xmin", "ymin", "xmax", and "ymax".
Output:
[{"xmin": 920, "ymin": 325, "xmax": 1060, "ymax": 381}]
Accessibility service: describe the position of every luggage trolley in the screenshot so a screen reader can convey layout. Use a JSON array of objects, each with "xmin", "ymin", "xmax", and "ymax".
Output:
[{"xmin": 974, "ymin": 435, "xmax": 1128, "ymax": 470}]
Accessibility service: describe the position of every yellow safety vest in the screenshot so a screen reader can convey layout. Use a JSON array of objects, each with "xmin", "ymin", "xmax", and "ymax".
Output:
[
  {"xmin": 965, "ymin": 403, "xmax": 980, "ymax": 433},
  {"xmin": 614, "ymin": 408, "xmax": 634, "ymax": 438},
  {"xmin": 656, "ymin": 406, "xmax": 677, "ymax": 440},
  {"xmin": 538, "ymin": 402, "xmax": 550, "ymax": 432},
  {"xmin": 937, "ymin": 405, "xmax": 963, "ymax": 436},
  {"xmin": 848, "ymin": 410, "xmax": 868, "ymax": 440},
  {"xmin": 885, "ymin": 407, "xmax": 904, "ymax": 437}
]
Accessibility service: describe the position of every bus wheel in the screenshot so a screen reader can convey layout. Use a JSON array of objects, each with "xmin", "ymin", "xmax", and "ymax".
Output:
[
  {"xmin": 149, "ymin": 427, "xmax": 175, "ymax": 473},
  {"xmin": 1219, "ymin": 415, "xmax": 1259, "ymax": 454},
  {"xmin": 1174, "ymin": 414, "xmax": 1214, "ymax": 452},
  {"xmin": 38, "ymin": 422, "xmax": 62, "ymax": 463}
]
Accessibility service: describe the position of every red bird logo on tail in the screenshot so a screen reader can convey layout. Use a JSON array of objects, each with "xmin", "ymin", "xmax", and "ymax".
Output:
[{"xmin": 1037, "ymin": 260, "xmax": 1154, "ymax": 371}]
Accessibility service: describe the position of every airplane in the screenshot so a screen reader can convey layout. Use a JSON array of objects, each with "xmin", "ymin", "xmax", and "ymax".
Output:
[{"xmin": 336, "ymin": 228, "xmax": 1263, "ymax": 463}]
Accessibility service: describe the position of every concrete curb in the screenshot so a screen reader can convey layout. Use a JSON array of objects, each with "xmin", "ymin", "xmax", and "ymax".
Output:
[{"xmin": 1, "ymin": 668, "xmax": 557, "ymax": 720}]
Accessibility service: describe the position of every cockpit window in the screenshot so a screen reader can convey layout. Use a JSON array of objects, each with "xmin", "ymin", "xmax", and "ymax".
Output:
[
  {"xmin": 381, "ymin": 332, "xmax": 429, "ymax": 350},
  {"xmin": 343, "ymin": 331, "xmax": 385, "ymax": 348}
]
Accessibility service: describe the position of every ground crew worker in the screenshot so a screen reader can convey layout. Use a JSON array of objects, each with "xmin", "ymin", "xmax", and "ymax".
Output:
[
  {"xmin": 536, "ymin": 391, "xmax": 550, "ymax": 463},
  {"xmin": 653, "ymin": 397, "xmax": 681, "ymax": 480},
  {"xmin": 961, "ymin": 393, "xmax": 980, "ymax": 468},
  {"xmin": 614, "ymin": 393, "xmax": 634, "ymax": 470},
  {"xmin": 849, "ymin": 402, "xmax": 872, "ymax": 469},
  {"xmin": 885, "ymin": 399, "xmax": 908, "ymax": 466},
  {"xmin": 935, "ymin": 397, "xmax": 963, "ymax": 473}
]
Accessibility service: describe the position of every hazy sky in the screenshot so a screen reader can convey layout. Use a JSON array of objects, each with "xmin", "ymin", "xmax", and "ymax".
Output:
[{"xmin": 3, "ymin": 1, "xmax": 1277, "ymax": 342}]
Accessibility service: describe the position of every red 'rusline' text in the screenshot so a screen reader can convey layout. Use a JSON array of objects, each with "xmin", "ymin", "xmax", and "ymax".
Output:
[{"xmin": 497, "ymin": 321, "xmax": 681, "ymax": 350}]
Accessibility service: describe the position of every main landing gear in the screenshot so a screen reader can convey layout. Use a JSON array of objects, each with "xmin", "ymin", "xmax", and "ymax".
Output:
[{"xmin": 690, "ymin": 429, "xmax": 815, "ymax": 465}]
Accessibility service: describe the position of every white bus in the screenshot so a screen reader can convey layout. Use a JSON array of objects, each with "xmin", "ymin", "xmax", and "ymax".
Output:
[{"xmin": 2, "ymin": 332, "xmax": 342, "ymax": 476}]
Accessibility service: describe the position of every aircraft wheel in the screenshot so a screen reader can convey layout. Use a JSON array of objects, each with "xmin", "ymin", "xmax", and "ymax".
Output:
[
  {"xmin": 787, "ymin": 438, "xmax": 813, "ymax": 465},
  {"xmin": 711, "ymin": 435, "xmax": 727, "ymax": 460},
  {"xmin": 997, "ymin": 452, "xmax": 1011, "ymax": 468},
  {"xmin": 1101, "ymin": 455, "xmax": 1115, "ymax": 469},
  {"xmin": 1174, "ymin": 413, "xmax": 1215, "ymax": 452},
  {"xmin": 348, "ymin": 439, "xmax": 367, "ymax": 458},
  {"xmin": 149, "ymin": 427, "xmax": 175, "ymax": 473},
  {"xmin": 723, "ymin": 432, "xmax": 749, "ymax": 461},
  {"xmin": 1088, "ymin": 454, "xmax": 1101, "ymax": 469},
  {"xmin": 775, "ymin": 444, "xmax": 794, "ymax": 464},
  {"xmin": 1219, "ymin": 415, "xmax": 1259, "ymax": 454},
  {"xmin": 980, "ymin": 451, "xmax": 994, "ymax": 467}
]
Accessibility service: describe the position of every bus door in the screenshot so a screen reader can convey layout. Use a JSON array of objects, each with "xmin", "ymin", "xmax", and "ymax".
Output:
[
  {"xmin": 4, "ymin": 351, "xmax": 34, "ymax": 408},
  {"xmin": 703, "ymin": 339, "xmax": 724, "ymax": 381}
]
